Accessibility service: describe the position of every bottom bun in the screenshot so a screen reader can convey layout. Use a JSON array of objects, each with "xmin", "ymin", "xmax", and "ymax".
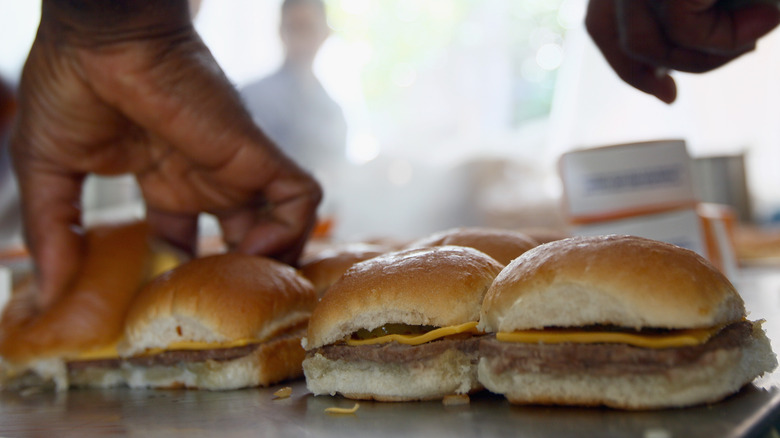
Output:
[
  {"xmin": 477, "ymin": 325, "xmax": 776, "ymax": 410},
  {"xmin": 0, "ymin": 358, "xmax": 68, "ymax": 391},
  {"xmin": 66, "ymin": 334, "xmax": 305, "ymax": 391},
  {"xmin": 303, "ymin": 348, "xmax": 480, "ymax": 401},
  {"xmin": 69, "ymin": 366, "xmax": 127, "ymax": 389}
]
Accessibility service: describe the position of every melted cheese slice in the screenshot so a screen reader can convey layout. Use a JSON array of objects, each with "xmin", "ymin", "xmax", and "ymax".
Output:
[
  {"xmin": 496, "ymin": 326, "xmax": 724, "ymax": 349},
  {"xmin": 72, "ymin": 338, "xmax": 261, "ymax": 361},
  {"xmin": 345, "ymin": 321, "xmax": 479, "ymax": 346},
  {"xmin": 73, "ymin": 343, "xmax": 121, "ymax": 361},
  {"xmin": 150, "ymin": 250, "xmax": 183, "ymax": 277},
  {"xmin": 140, "ymin": 338, "xmax": 260, "ymax": 356}
]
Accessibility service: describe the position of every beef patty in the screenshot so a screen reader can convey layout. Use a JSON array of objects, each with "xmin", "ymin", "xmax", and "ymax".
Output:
[
  {"xmin": 479, "ymin": 320, "xmax": 753, "ymax": 376},
  {"xmin": 67, "ymin": 343, "xmax": 263, "ymax": 372},
  {"xmin": 308, "ymin": 334, "xmax": 482, "ymax": 364}
]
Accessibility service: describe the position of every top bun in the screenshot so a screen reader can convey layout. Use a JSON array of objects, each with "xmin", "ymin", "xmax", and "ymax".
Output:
[
  {"xmin": 479, "ymin": 235, "xmax": 745, "ymax": 333},
  {"xmin": 407, "ymin": 227, "xmax": 539, "ymax": 266},
  {"xmin": 120, "ymin": 254, "xmax": 316, "ymax": 356},
  {"xmin": 304, "ymin": 246, "xmax": 503, "ymax": 349},
  {"xmin": 300, "ymin": 243, "xmax": 389, "ymax": 297},
  {"xmin": 0, "ymin": 222, "xmax": 170, "ymax": 363}
]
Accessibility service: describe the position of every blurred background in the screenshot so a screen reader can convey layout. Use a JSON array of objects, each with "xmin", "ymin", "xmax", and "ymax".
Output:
[{"xmin": 2, "ymin": 0, "xmax": 780, "ymax": 244}]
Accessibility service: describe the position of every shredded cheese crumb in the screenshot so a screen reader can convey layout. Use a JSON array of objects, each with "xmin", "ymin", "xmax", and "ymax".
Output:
[
  {"xmin": 273, "ymin": 387, "xmax": 292, "ymax": 399},
  {"xmin": 325, "ymin": 403, "xmax": 360, "ymax": 414},
  {"xmin": 19, "ymin": 387, "xmax": 43, "ymax": 398},
  {"xmin": 643, "ymin": 428, "xmax": 672, "ymax": 438},
  {"xmin": 442, "ymin": 394, "xmax": 470, "ymax": 406}
]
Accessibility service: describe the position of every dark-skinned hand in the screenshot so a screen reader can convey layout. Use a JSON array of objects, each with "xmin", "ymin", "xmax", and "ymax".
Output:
[
  {"xmin": 11, "ymin": 0, "xmax": 322, "ymax": 309},
  {"xmin": 586, "ymin": 0, "xmax": 780, "ymax": 103}
]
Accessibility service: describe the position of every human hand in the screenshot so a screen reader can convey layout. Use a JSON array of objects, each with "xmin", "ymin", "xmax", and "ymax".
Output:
[
  {"xmin": 586, "ymin": 0, "xmax": 780, "ymax": 103},
  {"xmin": 11, "ymin": 0, "xmax": 322, "ymax": 309}
]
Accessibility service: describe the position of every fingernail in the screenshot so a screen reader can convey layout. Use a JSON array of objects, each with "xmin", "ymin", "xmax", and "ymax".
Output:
[{"xmin": 654, "ymin": 67, "xmax": 670, "ymax": 79}]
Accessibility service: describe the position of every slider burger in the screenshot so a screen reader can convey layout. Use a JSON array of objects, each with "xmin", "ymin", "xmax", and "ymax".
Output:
[
  {"xmin": 300, "ymin": 242, "xmax": 389, "ymax": 297},
  {"xmin": 302, "ymin": 246, "xmax": 503, "ymax": 401},
  {"xmin": 477, "ymin": 235, "xmax": 777, "ymax": 409},
  {"xmin": 115, "ymin": 253, "xmax": 316, "ymax": 390},
  {"xmin": 407, "ymin": 227, "xmax": 539, "ymax": 266},
  {"xmin": 0, "ymin": 222, "xmax": 181, "ymax": 390}
]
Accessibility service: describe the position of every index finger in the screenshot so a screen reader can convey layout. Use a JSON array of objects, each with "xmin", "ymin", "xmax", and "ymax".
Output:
[
  {"xmin": 218, "ymin": 158, "xmax": 322, "ymax": 266},
  {"xmin": 586, "ymin": 0, "xmax": 678, "ymax": 103},
  {"xmin": 9, "ymin": 139, "xmax": 85, "ymax": 309}
]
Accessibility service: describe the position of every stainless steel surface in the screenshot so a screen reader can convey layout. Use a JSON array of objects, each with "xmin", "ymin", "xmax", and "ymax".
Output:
[{"xmin": 2, "ymin": 267, "xmax": 780, "ymax": 438}]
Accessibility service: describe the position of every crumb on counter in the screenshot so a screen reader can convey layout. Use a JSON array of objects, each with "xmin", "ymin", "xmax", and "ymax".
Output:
[
  {"xmin": 273, "ymin": 387, "xmax": 293, "ymax": 399},
  {"xmin": 442, "ymin": 394, "xmax": 470, "ymax": 406},
  {"xmin": 643, "ymin": 427, "xmax": 672, "ymax": 438}
]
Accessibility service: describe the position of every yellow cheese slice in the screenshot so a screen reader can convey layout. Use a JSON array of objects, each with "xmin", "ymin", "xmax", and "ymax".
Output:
[
  {"xmin": 345, "ymin": 321, "xmax": 479, "ymax": 346},
  {"xmin": 496, "ymin": 326, "xmax": 723, "ymax": 349},
  {"xmin": 149, "ymin": 250, "xmax": 183, "ymax": 277},
  {"xmin": 73, "ymin": 338, "xmax": 261, "ymax": 360},
  {"xmin": 72, "ymin": 343, "xmax": 121, "ymax": 361},
  {"xmin": 141, "ymin": 338, "xmax": 260, "ymax": 356}
]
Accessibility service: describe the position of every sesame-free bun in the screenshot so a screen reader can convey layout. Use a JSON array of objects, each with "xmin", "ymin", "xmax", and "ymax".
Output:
[
  {"xmin": 303, "ymin": 246, "xmax": 503, "ymax": 350},
  {"xmin": 300, "ymin": 243, "xmax": 388, "ymax": 297},
  {"xmin": 0, "ymin": 222, "xmax": 155, "ymax": 363},
  {"xmin": 478, "ymin": 235, "xmax": 745, "ymax": 333},
  {"xmin": 113, "ymin": 254, "xmax": 316, "ymax": 390},
  {"xmin": 0, "ymin": 221, "xmax": 182, "ymax": 389},
  {"xmin": 304, "ymin": 347, "xmax": 480, "ymax": 401},
  {"xmin": 407, "ymin": 227, "xmax": 539, "ymax": 266},
  {"xmin": 476, "ymin": 235, "xmax": 776, "ymax": 409},
  {"xmin": 118, "ymin": 329, "xmax": 308, "ymax": 391},
  {"xmin": 120, "ymin": 253, "xmax": 316, "ymax": 356}
]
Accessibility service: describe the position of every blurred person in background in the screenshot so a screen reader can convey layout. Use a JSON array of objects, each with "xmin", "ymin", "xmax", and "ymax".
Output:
[
  {"xmin": 0, "ymin": 78, "xmax": 21, "ymax": 248},
  {"xmin": 241, "ymin": 0, "xmax": 347, "ymax": 235},
  {"xmin": 11, "ymin": 0, "xmax": 321, "ymax": 309},
  {"xmin": 585, "ymin": 0, "xmax": 780, "ymax": 103}
]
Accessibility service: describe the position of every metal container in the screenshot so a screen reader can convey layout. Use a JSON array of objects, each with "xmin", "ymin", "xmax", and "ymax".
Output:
[{"xmin": 691, "ymin": 154, "xmax": 753, "ymax": 223}]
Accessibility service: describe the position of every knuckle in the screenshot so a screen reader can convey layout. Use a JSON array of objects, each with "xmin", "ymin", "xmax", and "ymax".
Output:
[{"xmin": 618, "ymin": 32, "xmax": 652, "ymax": 57}]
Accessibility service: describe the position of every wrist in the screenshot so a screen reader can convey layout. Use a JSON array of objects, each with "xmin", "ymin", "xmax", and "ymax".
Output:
[{"xmin": 40, "ymin": 0, "xmax": 193, "ymax": 46}]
